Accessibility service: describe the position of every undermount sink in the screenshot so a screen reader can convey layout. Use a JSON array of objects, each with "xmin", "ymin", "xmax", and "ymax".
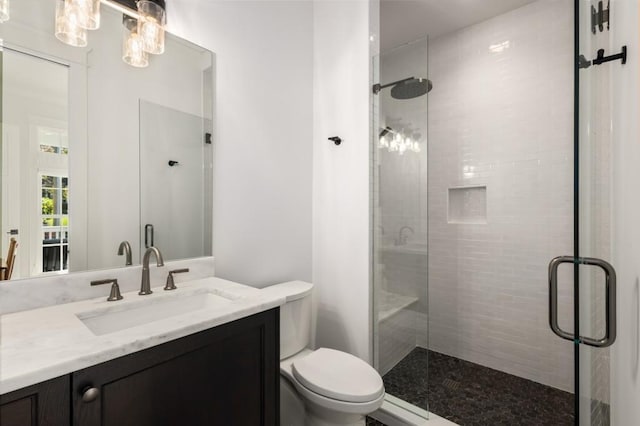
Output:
[{"xmin": 77, "ymin": 292, "xmax": 233, "ymax": 336}]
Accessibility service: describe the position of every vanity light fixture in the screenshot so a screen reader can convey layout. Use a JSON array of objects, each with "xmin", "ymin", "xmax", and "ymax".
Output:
[
  {"xmin": 137, "ymin": 0, "xmax": 166, "ymax": 55},
  {"xmin": 53, "ymin": 0, "xmax": 167, "ymax": 68},
  {"xmin": 76, "ymin": 0, "xmax": 102, "ymax": 30},
  {"xmin": 0, "ymin": 0, "xmax": 9, "ymax": 23},
  {"xmin": 122, "ymin": 15, "xmax": 149, "ymax": 68},
  {"xmin": 55, "ymin": 0, "xmax": 88, "ymax": 47},
  {"xmin": 55, "ymin": 0, "xmax": 101, "ymax": 46}
]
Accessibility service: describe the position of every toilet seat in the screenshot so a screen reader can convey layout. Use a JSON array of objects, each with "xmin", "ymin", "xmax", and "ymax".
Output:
[
  {"xmin": 280, "ymin": 348, "xmax": 385, "ymax": 415},
  {"xmin": 292, "ymin": 348, "xmax": 384, "ymax": 403}
]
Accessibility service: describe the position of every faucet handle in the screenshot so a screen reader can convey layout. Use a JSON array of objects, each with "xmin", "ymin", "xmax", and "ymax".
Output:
[
  {"xmin": 91, "ymin": 278, "xmax": 123, "ymax": 301},
  {"xmin": 164, "ymin": 268, "xmax": 189, "ymax": 291}
]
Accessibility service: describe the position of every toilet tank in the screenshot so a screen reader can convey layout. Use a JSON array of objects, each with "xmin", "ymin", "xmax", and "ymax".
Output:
[{"xmin": 264, "ymin": 281, "xmax": 314, "ymax": 359}]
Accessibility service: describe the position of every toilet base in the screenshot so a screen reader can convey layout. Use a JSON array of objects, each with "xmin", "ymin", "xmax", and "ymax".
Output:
[
  {"xmin": 281, "ymin": 375, "xmax": 369, "ymax": 426},
  {"xmin": 305, "ymin": 400, "xmax": 366, "ymax": 426},
  {"xmin": 281, "ymin": 377, "xmax": 306, "ymax": 426}
]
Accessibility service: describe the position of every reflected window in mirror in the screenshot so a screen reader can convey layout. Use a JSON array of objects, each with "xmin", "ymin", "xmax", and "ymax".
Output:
[{"xmin": 41, "ymin": 174, "xmax": 69, "ymax": 273}]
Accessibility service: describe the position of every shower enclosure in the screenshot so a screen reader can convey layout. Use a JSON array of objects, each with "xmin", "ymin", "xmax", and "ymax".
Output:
[{"xmin": 371, "ymin": 1, "xmax": 617, "ymax": 424}]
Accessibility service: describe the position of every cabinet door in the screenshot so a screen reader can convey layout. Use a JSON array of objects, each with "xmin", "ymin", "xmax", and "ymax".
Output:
[
  {"xmin": 0, "ymin": 376, "xmax": 70, "ymax": 426},
  {"xmin": 73, "ymin": 308, "xmax": 279, "ymax": 426}
]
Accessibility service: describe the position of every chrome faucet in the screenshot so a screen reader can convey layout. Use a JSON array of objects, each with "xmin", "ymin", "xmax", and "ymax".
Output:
[
  {"xmin": 139, "ymin": 246, "xmax": 164, "ymax": 295},
  {"xmin": 395, "ymin": 226, "xmax": 414, "ymax": 246},
  {"xmin": 117, "ymin": 241, "xmax": 133, "ymax": 266}
]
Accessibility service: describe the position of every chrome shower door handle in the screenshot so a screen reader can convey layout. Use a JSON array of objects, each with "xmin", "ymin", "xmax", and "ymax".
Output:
[
  {"xmin": 548, "ymin": 256, "xmax": 617, "ymax": 348},
  {"xmin": 548, "ymin": 256, "xmax": 575, "ymax": 342},
  {"xmin": 579, "ymin": 257, "xmax": 617, "ymax": 348},
  {"xmin": 145, "ymin": 224, "xmax": 154, "ymax": 249}
]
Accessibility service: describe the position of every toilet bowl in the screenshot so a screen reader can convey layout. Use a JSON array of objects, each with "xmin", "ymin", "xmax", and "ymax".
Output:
[{"xmin": 266, "ymin": 281, "xmax": 384, "ymax": 426}]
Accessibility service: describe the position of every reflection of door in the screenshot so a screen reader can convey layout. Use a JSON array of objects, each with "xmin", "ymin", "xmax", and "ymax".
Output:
[
  {"xmin": 139, "ymin": 100, "xmax": 206, "ymax": 262},
  {"xmin": 1, "ymin": 49, "xmax": 69, "ymax": 278}
]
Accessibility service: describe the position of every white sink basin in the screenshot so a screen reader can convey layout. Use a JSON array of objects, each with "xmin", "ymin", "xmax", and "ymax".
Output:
[{"xmin": 77, "ymin": 292, "xmax": 233, "ymax": 336}]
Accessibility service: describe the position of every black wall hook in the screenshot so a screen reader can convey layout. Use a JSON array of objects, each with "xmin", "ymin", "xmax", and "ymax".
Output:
[
  {"xmin": 592, "ymin": 46, "xmax": 627, "ymax": 66},
  {"xmin": 168, "ymin": 160, "xmax": 179, "ymax": 166},
  {"xmin": 328, "ymin": 136, "xmax": 342, "ymax": 146}
]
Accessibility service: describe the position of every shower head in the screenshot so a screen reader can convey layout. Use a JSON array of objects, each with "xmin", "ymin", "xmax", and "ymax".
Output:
[
  {"xmin": 373, "ymin": 76, "xmax": 433, "ymax": 99},
  {"xmin": 390, "ymin": 78, "xmax": 432, "ymax": 99}
]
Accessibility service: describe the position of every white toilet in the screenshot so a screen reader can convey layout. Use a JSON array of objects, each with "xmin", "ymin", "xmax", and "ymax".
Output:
[{"xmin": 267, "ymin": 281, "xmax": 385, "ymax": 426}]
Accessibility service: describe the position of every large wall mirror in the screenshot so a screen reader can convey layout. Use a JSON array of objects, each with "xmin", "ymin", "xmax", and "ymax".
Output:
[{"xmin": 0, "ymin": 0, "xmax": 213, "ymax": 280}]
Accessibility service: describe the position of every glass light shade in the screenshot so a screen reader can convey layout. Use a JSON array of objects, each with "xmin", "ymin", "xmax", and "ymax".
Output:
[
  {"xmin": 0, "ymin": 0, "xmax": 9, "ymax": 23},
  {"xmin": 122, "ymin": 19, "xmax": 149, "ymax": 68},
  {"xmin": 55, "ymin": 0, "xmax": 88, "ymax": 47},
  {"xmin": 71, "ymin": 0, "xmax": 101, "ymax": 30},
  {"xmin": 137, "ymin": 1, "xmax": 166, "ymax": 55}
]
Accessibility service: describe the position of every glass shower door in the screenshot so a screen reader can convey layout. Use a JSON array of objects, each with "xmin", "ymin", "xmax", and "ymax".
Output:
[
  {"xmin": 372, "ymin": 37, "xmax": 430, "ymax": 418},
  {"xmin": 550, "ymin": 1, "xmax": 617, "ymax": 425},
  {"xmin": 574, "ymin": 0, "xmax": 616, "ymax": 424}
]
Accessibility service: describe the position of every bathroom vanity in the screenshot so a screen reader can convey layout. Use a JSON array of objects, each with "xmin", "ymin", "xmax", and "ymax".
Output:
[
  {"xmin": 0, "ymin": 272, "xmax": 290, "ymax": 426},
  {"xmin": 1, "ymin": 310, "xmax": 277, "ymax": 425}
]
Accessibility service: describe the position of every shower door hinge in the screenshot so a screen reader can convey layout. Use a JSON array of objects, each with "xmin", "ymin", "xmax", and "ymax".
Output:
[
  {"xmin": 591, "ymin": 0, "xmax": 610, "ymax": 34},
  {"xmin": 205, "ymin": 132, "xmax": 212, "ymax": 144}
]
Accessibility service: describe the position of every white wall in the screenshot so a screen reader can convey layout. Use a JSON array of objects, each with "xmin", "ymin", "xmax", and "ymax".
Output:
[
  {"xmin": 426, "ymin": 0, "xmax": 575, "ymax": 391},
  {"xmin": 168, "ymin": 0, "xmax": 313, "ymax": 288},
  {"xmin": 610, "ymin": 0, "xmax": 640, "ymax": 423},
  {"xmin": 312, "ymin": 0, "xmax": 372, "ymax": 361},
  {"xmin": 169, "ymin": 0, "xmax": 375, "ymax": 364}
]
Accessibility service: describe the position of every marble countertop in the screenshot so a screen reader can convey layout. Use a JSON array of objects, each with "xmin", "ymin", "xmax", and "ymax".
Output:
[{"xmin": 0, "ymin": 276, "xmax": 288, "ymax": 395}]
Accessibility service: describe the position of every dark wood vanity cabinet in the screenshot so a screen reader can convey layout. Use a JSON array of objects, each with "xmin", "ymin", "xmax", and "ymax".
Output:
[
  {"xmin": 1, "ymin": 308, "xmax": 279, "ymax": 426},
  {"xmin": 0, "ymin": 376, "xmax": 70, "ymax": 426}
]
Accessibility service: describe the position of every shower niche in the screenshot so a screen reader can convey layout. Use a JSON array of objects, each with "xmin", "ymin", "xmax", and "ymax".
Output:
[{"xmin": 447, "ymin": 185, "xmax": 487, "ymax": 224}]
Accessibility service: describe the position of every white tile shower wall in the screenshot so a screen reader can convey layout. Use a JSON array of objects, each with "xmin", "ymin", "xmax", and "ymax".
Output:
[
  {"xmin": 427, "ymin": 0, "xmax": 575, "ymax": 391},
  {"xmin": 379, "ymin": 307, "xmax": 417, "ymax": 375}
]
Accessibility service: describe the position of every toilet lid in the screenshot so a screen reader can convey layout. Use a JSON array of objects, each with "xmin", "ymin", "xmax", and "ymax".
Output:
[{"xmin": 292, "ymin": 348, "xmax": 384, "ymax": 403}]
